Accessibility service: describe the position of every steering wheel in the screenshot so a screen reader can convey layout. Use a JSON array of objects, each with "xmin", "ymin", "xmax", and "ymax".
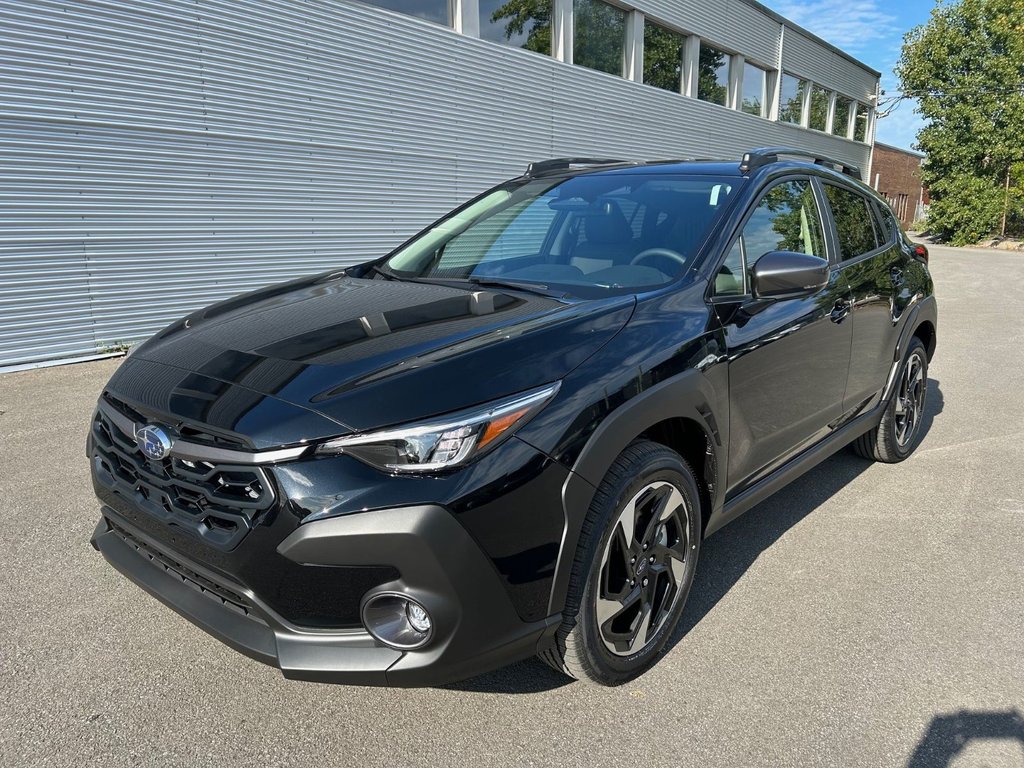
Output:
[{"xmin": 630, "ymin": 248, "xmax": 687, "ymax": 270}]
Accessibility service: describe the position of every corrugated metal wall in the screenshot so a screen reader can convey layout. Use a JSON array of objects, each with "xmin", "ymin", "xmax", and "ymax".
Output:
[{"xmin": 0, "ymin": 0, "xmax": 876, "ymax": 369}]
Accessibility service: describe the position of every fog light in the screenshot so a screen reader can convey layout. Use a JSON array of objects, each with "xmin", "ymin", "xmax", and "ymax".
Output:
[
  {"xmin": 362, "ymin": 593, "xmax": 433, "ymax": 650},
  {"xmin": 406, "ymin": 601, "xmax": 431, "ymax": 634}
]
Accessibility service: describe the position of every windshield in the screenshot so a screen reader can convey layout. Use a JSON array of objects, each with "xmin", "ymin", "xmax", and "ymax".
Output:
[{"xmin": 383, "ymin": 173, "xmax": 741, "ymax": 298}]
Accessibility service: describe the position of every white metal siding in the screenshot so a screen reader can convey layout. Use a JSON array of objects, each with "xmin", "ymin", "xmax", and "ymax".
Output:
[
  {"xmin": 628, "ymin": 0, "xmax": 778, "ymax": 66},
  {"xmin": 781, "ymin": 28, "xmax": 876, "ymax": 102},
  {"xmin": 0, "ymin": 0, "xmax": 876, "ymax": 368}
]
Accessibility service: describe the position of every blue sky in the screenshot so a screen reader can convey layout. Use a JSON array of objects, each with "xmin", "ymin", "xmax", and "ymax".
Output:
[{"xmin": 762, "ymin": 0, "xmax": 936, "ymax": 150}]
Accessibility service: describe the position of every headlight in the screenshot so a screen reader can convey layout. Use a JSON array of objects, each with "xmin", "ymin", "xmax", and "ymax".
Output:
[{"xmin": 314, "ymin": 382, "xmax": 560, "ymax": 472}]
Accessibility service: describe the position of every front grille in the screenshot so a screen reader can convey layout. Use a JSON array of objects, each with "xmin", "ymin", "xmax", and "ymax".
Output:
[
  {"xmin": 91, "ymin": 406, "xmax": 275, "ymax": 551},
  {"xmin": 107, "ymin": 520, "xmax": 257, "ymax": 619}
]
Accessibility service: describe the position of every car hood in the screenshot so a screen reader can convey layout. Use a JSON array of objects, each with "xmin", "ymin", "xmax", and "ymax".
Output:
[{"xmin": 111, "ymin": 272, "xmax": 635, "ymax": 446}]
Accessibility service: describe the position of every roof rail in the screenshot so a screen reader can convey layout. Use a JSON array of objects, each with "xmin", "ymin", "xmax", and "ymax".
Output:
[
  {"xmin": 525, "ymin": 158, "xmax": 628, "ymax": 177},
  {"xmin": 739, "ymin": 147, "xmax": 863, "ymax": 181}
]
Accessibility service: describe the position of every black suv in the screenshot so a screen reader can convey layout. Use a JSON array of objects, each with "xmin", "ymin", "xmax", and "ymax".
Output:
[{"xmin": 89, "ymin": 148, "xmax": 937, "ymax": 686}]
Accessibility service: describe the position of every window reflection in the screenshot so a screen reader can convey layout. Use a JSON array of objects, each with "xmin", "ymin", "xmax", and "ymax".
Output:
[
  {"xmin": 853, "ymin": 103, "xmax": 871, "ymax": 142},
  {"xmin": 573, "ymin": 0, "xmax": 627, "ymax": 76},
  {"xmin": 832, "ymin": 98, "xmax": 852, "ymax": 137},
  {"xmin": 808, "ymin": 85, "xmax": 829, "ymax": 131},
  {"xmin": 741, "ymin": 62, "xmax": 766, "ymax": 116},
  {"xmin": 643, "ymin": 22, "xmax": 684, "ymax": 93},
  {"xmin": 778, "ymin": 73, "xmax": 806, "ymax": 124},
  {"xmin": 697, "ymin": 43, "xmax": 729, "ymax": 105},
  {"xmin": 481, "ymin": 0, "xmax": 553, "ymax": 54}
]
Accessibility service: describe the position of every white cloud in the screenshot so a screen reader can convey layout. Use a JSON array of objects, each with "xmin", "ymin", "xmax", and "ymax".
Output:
[{"xmin": 771, "ymin": 0, "xmax": 901, "ymax": 53}]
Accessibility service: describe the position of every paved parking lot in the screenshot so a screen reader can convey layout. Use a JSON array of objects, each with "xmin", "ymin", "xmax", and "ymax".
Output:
[{"xmin": 1, "ymin": 243, "xmax": 1022, "ymax": 767}]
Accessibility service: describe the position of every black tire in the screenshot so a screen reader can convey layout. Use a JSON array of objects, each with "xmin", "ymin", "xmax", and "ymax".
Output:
[
  {"xmin": 543, "ymin": 440, "xmax": 701, "ymax": 686},
  {"xmin": 854, "ymin": 337, "xmax": 929, "ymax": 463}
]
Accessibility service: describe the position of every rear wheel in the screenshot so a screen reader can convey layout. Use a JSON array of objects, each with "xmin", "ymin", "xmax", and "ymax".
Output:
[
  {"xmin": 544, "ymin": 441, "xmax": 701, "ymax": 686},
  {"xmin": 854, "ymin": 337, "xmax": 929, "ymax": 462}
]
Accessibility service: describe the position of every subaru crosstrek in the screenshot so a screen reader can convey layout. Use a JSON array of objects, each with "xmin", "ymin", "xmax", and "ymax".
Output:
[{"xmin": 89, "ymin": 148, "xmax": 937, "ymax": 686}]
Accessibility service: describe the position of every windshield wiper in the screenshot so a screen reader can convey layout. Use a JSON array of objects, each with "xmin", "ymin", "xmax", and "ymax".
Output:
[
  {"xmin": 465, "ymin": 276, "xmax": 568, "ymax": 298},
  {"xmin": 368, "ymin": 264, "xmax": 397, "ymax": 280}
]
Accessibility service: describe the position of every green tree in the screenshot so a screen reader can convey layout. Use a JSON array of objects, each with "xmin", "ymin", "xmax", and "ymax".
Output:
[{"xmin": 896, "ymin": 0, "xmax": 1024, "ymax": 245}]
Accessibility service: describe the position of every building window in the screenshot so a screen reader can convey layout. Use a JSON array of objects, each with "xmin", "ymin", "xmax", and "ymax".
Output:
[
  {"xmin": 832, "ymin": 97, "xmax": 852, "ymax": 137},
  {"xmin": 740, "ymin": 62, "xmax": 766, "ymax": 116},
  {"xmin": 573, "ymin": 0, "xmax": 627, "ymax": 76},
  {"xmin": 808, "ymin": 85, "xmax": 830, "ymax": 132},
  {"xmin": 697, "ymin": 43, "xmax": 730, "ymax": 105},
  {"xmin": 853, "ymin": 103, "xmax": 871, "ymax": 142},
  {"xmin": 778, "ymin": 73, "xmax": 806, "ymax": 124},
  {"xmin": 643, "ymin": 21, "xmax": 685, "ymax": 93},
  {"xmin": 360, "ymin": 0, "xmax": 449, "ymax": 25},
  {"xmin": 480, "ymin": 0, "xmax": 553, "ymax": 54}
]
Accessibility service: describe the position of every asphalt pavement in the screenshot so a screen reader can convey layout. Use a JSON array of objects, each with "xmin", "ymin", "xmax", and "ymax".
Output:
[{"xmin": 1, "ymin": 243, "xmax": 1022, "ymax": 767}]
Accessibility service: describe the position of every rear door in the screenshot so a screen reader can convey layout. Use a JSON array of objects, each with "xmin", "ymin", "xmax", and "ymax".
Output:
[
  {"xmin": 714, "ymin": 177, "xmax": 853, "ymax": 494},
  {"xmin": 820, "ymin": 183, "xmax": 908, "ymax": 411}
]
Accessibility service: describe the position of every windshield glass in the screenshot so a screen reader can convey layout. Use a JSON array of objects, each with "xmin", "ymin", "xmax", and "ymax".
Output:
[{"xmin": 383, "ymin": 173, "xmax": 741, "ymax": 297}]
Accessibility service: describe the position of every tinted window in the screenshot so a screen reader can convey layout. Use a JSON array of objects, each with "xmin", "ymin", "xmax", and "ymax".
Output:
[
  {"xmin": 574, "ymin": 0, "xmax": 626, "ymax": 76},
  {"xmin": 715, "ymin": 180, "xmax": 825, "ymax": 295},
  {"xmin": 643, "ymin": 22, "xmax": 685, "ymax": 93},
  {"xmin": 480, "ymin": 0, "xmax": 552, "ymax": 54},
  {"xmin": 825, "ymin": 185, "xmax": 880, "ymax": 260},
  {"xmin": 385, "ymin": 174, "xmax": 739, "ymax": 297},
  {"xmin": 740, "ymin": 62, "xmax": 766, "ymax": 116},
  {"xmin": 779, "ymin": 74, "xmax": 806, "ymax": 124},
  {"xmin": 361, "ymin": 0, "xmax": 448, "ymax": 25},
  {"xmin": 697, "ymin": 43, "xmax": 730, "ymax": 105}
]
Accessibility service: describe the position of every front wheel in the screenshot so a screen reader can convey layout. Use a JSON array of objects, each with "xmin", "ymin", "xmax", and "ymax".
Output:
[
  {"xmin": 544, "ymin": 441, "xmax": 701, "ymax": 686},
  {"xmin": 854, "ymin": 337, "xmax": 929, "ymax": 462}
]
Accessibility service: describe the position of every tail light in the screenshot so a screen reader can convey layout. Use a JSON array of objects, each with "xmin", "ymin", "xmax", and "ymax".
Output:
[{"xmin": 912, "ymin": 244, "xmax": 929, "ymax": 264}]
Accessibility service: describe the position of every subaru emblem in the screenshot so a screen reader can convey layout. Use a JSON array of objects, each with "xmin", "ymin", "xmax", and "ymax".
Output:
[{"xmin": 136, "ymin": 424, "xmax": 174, "ymax": 461}]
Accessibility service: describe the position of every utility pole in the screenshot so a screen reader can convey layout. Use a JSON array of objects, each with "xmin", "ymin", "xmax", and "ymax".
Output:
[{"xmin": 1001, "ymin": 166, "xmax": 1011, "ymax": 239}]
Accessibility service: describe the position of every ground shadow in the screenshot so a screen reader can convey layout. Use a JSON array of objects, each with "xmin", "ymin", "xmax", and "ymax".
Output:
[
  {"xmin": 906, "ymin": 709, "xmax": 1024, "ymax": 767},
  {"xmin": 448, "ymin": 380, "xmax": 944, "ymax": 694}
]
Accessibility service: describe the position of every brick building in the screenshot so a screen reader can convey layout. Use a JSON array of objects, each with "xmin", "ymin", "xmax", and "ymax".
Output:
[{"xmin": 871, "ymin": 143, "xmax": 927, "ymax": 228}]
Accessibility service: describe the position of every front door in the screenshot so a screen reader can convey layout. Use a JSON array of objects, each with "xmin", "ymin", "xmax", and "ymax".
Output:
[{"xmin": 713, "ymin": 178, "xmax": 853, "ymax": 495}]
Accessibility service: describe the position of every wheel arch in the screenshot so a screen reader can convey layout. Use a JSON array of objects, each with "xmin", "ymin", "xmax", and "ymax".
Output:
[
  {"xmin": 548, "ymin": 369, "xmax": 724, "ymax": 616},
  {"xmin": 913, "ymin": 319, "xmax": 936, "ymax": 361}
]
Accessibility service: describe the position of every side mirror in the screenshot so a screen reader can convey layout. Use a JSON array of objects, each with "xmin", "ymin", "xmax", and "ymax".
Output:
[{"xmin": 751, "ymin": 251, "xmax": 829, "ymax": 300}]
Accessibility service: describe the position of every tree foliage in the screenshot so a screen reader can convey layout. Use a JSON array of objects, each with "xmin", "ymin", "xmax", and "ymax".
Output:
[
  {"xmin": 896, "ymin": 0, "xmax": 1024, "ymax": 245},
  {"xmin": 490, "ymin": 0, "xmax": 551, "ymax": 55}
]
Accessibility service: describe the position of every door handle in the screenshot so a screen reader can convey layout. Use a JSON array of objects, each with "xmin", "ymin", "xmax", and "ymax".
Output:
[{"xmin": 830, "ymin": 299, "xmax": 850, "ymax": 324}]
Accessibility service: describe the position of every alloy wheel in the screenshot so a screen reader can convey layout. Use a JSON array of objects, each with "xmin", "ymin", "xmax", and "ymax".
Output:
[
  {"xmin": 894, "ymin": 350, "xmax": 926, "ymax": 447},
  {"xmin": 595, "ymin": 481, "xmax": 691, "ymax": 656}
]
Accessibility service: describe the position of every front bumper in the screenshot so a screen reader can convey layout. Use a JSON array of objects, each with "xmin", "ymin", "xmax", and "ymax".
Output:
[{"xmin": 92, "ymin": 505, "xmax": 559, "ymax": 686}]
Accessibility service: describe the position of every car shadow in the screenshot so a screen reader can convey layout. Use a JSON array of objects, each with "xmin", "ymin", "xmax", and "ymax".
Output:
[
  {"xmin": 446, "ymin": 379, "xmax": 944, "ymax": 695},
  {"xmin": 906, "ymin": 709, "xmax": 1024, "ymax": 767}
]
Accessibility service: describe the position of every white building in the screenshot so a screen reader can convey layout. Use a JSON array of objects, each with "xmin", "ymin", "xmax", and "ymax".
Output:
[{"xmin": 0, "ymin": 0, "xmax": 879, "ymax": 369}]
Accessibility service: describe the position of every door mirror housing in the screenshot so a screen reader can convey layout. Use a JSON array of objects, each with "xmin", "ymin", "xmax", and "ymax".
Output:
[{"xmin": 751, "ymin": 251, "xmax": 829, "ymax": 300}]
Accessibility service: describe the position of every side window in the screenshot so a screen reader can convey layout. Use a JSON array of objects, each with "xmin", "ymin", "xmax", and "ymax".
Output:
[
  {"xmin": 715, "ymin": 180, "xmax": 825, "ymax": 295},
  {"xmin": 824, "ymin": 185, "xmax": 881, "ymax": 261}
]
